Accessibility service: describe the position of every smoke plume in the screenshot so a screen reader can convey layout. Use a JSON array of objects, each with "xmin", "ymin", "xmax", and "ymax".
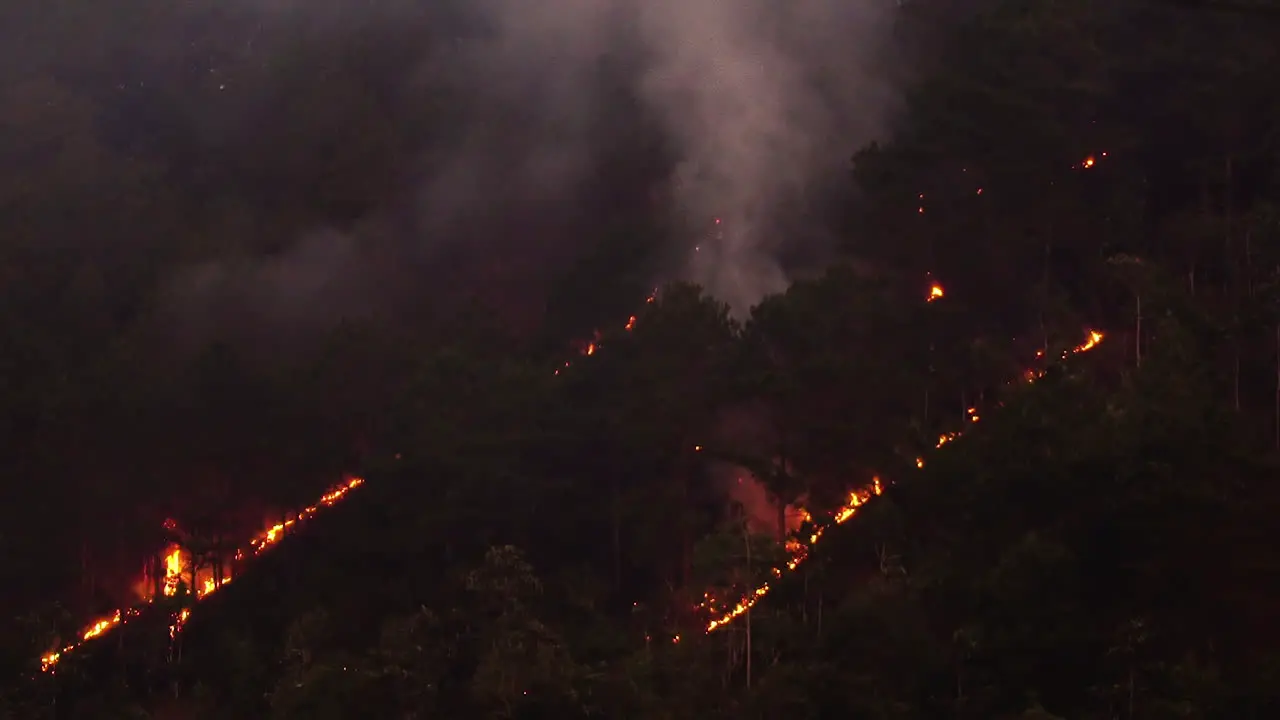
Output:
[
  {"xmin": 635, "ymin": 0, "xmax": 899, "ymax": 311},
  {"xmin": 162, "ymin": 0, "xmax": 902, "ymax": 330}
]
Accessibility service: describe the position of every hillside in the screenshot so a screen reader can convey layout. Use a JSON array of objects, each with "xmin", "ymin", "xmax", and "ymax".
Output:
[{"xmin": 4, "ymin": 1, "xmax": 1280, "ymax": 718}]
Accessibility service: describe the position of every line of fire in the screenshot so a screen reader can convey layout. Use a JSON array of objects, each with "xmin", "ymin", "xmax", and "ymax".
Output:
[
  {"xmin": 39, "ymin": 152, "xmax": 1107, "ymax": 671},
  {"xmin": 40, "ymin": 476, "xmax": 364, "ymax": 672},
  {"xmin": 555, "ymin": 264, "xmax": 1104, "ymax": 641}
]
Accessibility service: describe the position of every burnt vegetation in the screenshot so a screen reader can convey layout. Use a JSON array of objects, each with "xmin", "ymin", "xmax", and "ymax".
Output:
[{"xmin": 4, "ymin": 1, "xmax": 1280, "ymax": 718}]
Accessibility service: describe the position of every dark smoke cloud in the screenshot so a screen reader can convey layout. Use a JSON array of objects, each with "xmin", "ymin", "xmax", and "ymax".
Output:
[{"xmin": 160, "ymin": 0, "xmax": 903, "ymax": 332}]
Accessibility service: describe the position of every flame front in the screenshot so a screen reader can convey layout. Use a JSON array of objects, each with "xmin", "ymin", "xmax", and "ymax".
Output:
[
  {"xmin": 542, "ymin": 274, "xmax": 1104, "ymax": 637},
  {"xmin": 702, "ymin": 478, "xmax": 883, "ymax": 632},
  {"xmin": 37, "ymin": 214, "xmax": 1112, "ymax": 670},
  {"xmin": 40, "ymin": 476, "xmax": 365, "ymax": 672},
  {"xmin": 700, "ymin": 327, "xmax": 1104, "ymax": 634}
]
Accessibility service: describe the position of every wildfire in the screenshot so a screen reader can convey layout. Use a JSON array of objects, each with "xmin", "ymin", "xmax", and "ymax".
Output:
[
  {"xmin": 553, "ymin": 290, "xmax": 655, "ymax": 376},
  {"xmin": 1075, "ymin": 329, "xmax": 1103, "ymax": 354},
  {"xmin": 169, "ymin": 608, "xmax": 190, "ymax": 640},
  {"xmin": 33, "ymin": 250, "xmax": 1109, "ymax": 670},
  {"xmin": 39, "ymin": 476, "xmax": 365, "ymax": 672},
  {"xmin": 543, "ymin": 273, "xmax": 1106, "ymax": 637},
  {"xmin": 1078, "ymin": 152, "xmax": 1105, "ymax": 170},
  {"xmin": 702, "ymin": 478, "xmax": 883, "ymax": 632},
  {"xmin": 701, "ymin": 326, "xmax": 1104, "ymax": 634}
]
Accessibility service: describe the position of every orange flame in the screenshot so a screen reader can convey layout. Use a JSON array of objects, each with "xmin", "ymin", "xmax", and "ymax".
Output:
[
  {"xmin": 40, "ymin": 476, "xmax": 365, "ymax": 672},
  {"xmin": 702, "ymin": 478, "xmax": 883, "ymax": 632},
  {"xmin": 554, "ymin": 290, "xmax": 655, "ymax": 376},
  {"xmin": 702, "ymin": 327, "xmax": 1104, "ymax": 633},
  {"xmin": 1078, "ymin": 152, "xmax": 1105, "ymax": 170}
]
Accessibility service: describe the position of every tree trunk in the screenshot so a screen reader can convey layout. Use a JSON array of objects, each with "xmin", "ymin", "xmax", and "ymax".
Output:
[
  {"xmin": 611, "ymin": 475, "xmax": 622, "ymax": 593},
  {"xmin": 1234, "ymin": 349, "xmax": 1241, "ymax": 412},
  {"xmin": 213, "ymin": 534, "xmax": 224, "ymax": 589},
  {"xmin": 1135, "ymin": 294, "xmax": 1142, "ymax": 368},
  {"xmin": 775, "ymin": 497, "xmax": 787, "ymax": 545},
  {"xmin": 151, "ymin": 552, "xmax": 163, "ymax": 600},
  {"xmin": 743, "ymin": 523, "xmax": 752, "ymax": 690},
  {"xmin": 1041, "ymin": 237, "xmax": 1051, "ymax": 355},
  {"xmin": 802, "ymin": 567, "xmax": 809, "ymax": 626},
  {"xmin": 1245, "ymin": 228, "xmax": 1253, "ymax": 297},
  {"xmin": 1226, "ymin": 153, "xmax": 1234, "ymax": 291},
  {"xmin": 677, "ymin": 442, "xmax": 693, "ymax": 586},
  {"xmin": 81, "ymin": 542, "xmax": 90, "ymax": 599}
]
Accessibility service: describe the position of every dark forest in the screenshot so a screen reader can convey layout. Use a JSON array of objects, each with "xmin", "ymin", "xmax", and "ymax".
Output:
[{"xmin": 3, "ymin": 1, "xmax": 1280, "ymax": 718}]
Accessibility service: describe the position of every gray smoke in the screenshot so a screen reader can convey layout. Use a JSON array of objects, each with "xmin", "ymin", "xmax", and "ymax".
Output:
[
  {"xmin": 635, "ymin": 0, "xmax": 899, "ymax": 311},
  {"xmin": 165, "ymin": 0, "xmax": 902, "ymax": 326}
]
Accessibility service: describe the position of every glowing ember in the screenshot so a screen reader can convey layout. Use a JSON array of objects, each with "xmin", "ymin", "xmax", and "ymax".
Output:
[
  {"xmin": 553, "ymin": 290, "xmax": 657, "ymax": 376},
  {"xmin": 169, "ymin": 608, "xmax": 190, "ymax": 640},
  {"xmin": 39, "ymin": 476, "xmax": 365, "ymax": 672},
  {"xmin": 1078, "ymin": 152, "xmax": 1105, "ymax": 170},
  {"xmin": 928, "ymin": 283, "xmax": 945, "ymax": 302}
]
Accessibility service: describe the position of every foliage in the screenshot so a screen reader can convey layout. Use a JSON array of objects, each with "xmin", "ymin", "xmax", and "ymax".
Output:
[{"xmin": 4, "ymin": 0, "xmax": 1280, "ymax": 717}]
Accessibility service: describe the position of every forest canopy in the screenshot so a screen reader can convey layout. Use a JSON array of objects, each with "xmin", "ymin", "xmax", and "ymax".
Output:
[{"xmin": 3, "ymin": 0, "xmax": 1280, "ymax": 718}]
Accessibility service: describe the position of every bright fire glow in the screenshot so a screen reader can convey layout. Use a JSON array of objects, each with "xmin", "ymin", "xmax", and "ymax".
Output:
[
  {"xmin": 40, "ymin": 476, "xmax": 365, "ymax": 672},
  {"xmin": 1078, "ymin": 152, "xmax": 1105, "ymax": 170},
  {"xmin": 38, "ymin": 260, "xmax": 1107, "ymax": 670},
  {"xmin": 702, "ymin": 478, "xmax": 882, "ymax": 632}
]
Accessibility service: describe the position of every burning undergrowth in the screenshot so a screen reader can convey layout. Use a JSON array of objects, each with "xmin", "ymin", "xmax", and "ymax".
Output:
[{"xmin": 39, "ymin": 476, "xmax": 365, "ymax": 672}]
